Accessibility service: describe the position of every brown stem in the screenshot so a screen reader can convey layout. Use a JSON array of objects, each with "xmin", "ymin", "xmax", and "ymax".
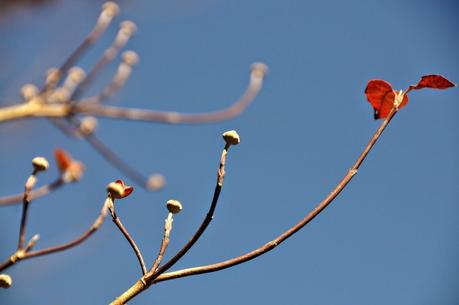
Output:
[
  {"xmin": 0, "ymin": 199, "xmax": 109, "ymax": 272},
  {"xmin": 111, "ymin": 107, "xmax": 398, "ymax": 304},
  {"xmin": 0, "ymin": 178, "xmax": 64, "ymax": 207},
  {"xmin": 109, "ymin": 206, "xmax": 147, "ymax": 276}
]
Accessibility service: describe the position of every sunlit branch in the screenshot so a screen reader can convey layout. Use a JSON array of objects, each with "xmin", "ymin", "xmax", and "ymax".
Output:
[{"xmin": 75, "ymin": 62, "xmax": 268, "ymax": 124}]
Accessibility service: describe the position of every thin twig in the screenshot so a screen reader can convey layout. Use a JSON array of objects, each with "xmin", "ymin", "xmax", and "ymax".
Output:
[
  {"xmin": 71, "ymin": 21, "xmax": 136, "ymax": 101},
  {"xmin": 0, "ymin": 177, "xmax": 64, "ymax": 207},
  {"xmin": 40, "ymin": 2, "xmax": 118, "ymax": 93},
  {"xmin": 149, "ymin": 213, "xmax": 174, "ymax": 273},
  {"xmin": 0, "ymin": 199, "xmax": 110, "ymax": 272},
  {"xmin": 110, "ymin": 107, "xmax": 398, "ymax": 304},
  {"xmin": 78, "ymin": 128, "xmax": 151, "ymax": 189},
  {"xmin": 109, "ymin": 206, "xmax": 147, "ymax": 275},
  {"xmin": 17, "ymin": 173, "xmax": 37, "ymax": 249}
]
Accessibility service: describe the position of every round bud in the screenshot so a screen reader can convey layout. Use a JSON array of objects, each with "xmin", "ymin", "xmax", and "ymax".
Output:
[
  {"xmin": 166, "ymin": 199, "xmax": 182, "ymax": 214},
  {"xmin": 222, "ymin": 130, "xmax": 240, "ymax": 146},
  {"xmin": 120, "ymin": 20, "xmax": 137, "ymax": 36},
  {"xmin": 21, "ymin": 84, "xmax": 38, "ymax": 101},
  {"xmin": 102, "ymin": 2, "xmax": 120, "ymax": 17},
  {"xmin": 32, "ymin": 157, "xmax": 49, "ymax": 172},
  {"xmin": 250, "ymin": 62, "xmax": 269, "ymax": 79},
  {"xmin": 68, "ymin": 67, "xmax": 86, "ymax": 83},
  {"xmin": 147, "ymin": 174, "xmax": 166, "ymax": 191},
  {"xmin": 122, "ymin": 50, "xmax": 139, "ymax": 66},
  {"xmin": 0, "ymin": 274, "xmax": 12, "ymax": 289},
  {"xmin": 79, "ymin": 116, "xmax": 98, "ymax": 136}
]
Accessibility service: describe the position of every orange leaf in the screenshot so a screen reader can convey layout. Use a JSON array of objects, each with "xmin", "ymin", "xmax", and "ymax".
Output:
[
  {"xmin": 413, "ymin": 74, "xmax": 455, "ymax": 90},
  {"xmin": 365, "ymin": 80, "xmax": 408, "ymax": 119},
  {"xmin": 54, "ymin": 148, "xmax": 72, "ymax": 172}
]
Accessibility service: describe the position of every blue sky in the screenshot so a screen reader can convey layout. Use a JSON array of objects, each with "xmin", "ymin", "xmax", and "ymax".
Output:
[{"xmin": 0, "ymin": 0, "xmax": 458, "ymax": 304}]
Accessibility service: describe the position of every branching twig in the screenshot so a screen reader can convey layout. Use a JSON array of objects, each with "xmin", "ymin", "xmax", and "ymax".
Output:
[
  {"xmin": 110, "ymin": 130, "xmax": 240, "ymax": 305},
  {"xmin": 109, "ymin": 107, "xmax": 398, "ymax": 304},
  {"xmin": 0, "ymin": 177, "xmax": 64, "ymax": 207},
  {"xmin": 0, "ymin": 198, "xmax": 110, "ymax": 272}
]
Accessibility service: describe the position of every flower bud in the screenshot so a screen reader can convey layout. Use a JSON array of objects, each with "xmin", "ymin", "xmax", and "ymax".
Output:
[
  {"xmin": 0, "ymin": 274, "xmax": 12, "ymax": 289},
  {"xmin": 32, "ymin": 157, "xmax": 49, "ymax": 172},
  {"xmin": 102, "ymin": 2, "xmax": 120, "ymax": 17},
  {"xmin": 250, "ymin": 62, "xmax": 269, "ymax": 79},
  {"xmin": 79, "ymin": 116, "xmax": 98, "ymax": 136},
  {"xmin": 68, "ymin": 67, "xmax": 86, "ymax": 83},
  {"xmin": 120, "ymin": 20, "xmax": 137, "ymax": 36},
  {"xmin": 122, "ymin": 50, "xmax": 139, "ymax": 66},
  {"xmin": 166, "ymin": 199, "xmax": 182, "ymax": 214},
  {"xmin": 107, "ymin": 180, "xmax": 134, "ymax": 199},
  {"xmin": 21, "ymin": 84, "xmax": 38, "ymax": 101},
  {"xmin": 147, "ymin": 174, "xmax": 166, "ymax": 191},
  {"xmin": 222, "ymin": 130, "xmax": 240, "ymax": 146}
]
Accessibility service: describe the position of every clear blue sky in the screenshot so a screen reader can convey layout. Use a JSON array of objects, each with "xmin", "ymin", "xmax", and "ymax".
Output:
[{"xmin": 1, "ymin": 0, "xmax": 458, "ymax": 304}]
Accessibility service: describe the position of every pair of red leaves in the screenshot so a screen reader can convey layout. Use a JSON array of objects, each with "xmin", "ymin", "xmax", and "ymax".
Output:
[{"xmin": 365, "ymin": 75, "xmax": 455, "ymax": 119}]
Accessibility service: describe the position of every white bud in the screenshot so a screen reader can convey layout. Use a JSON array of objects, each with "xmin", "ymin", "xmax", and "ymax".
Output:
[
  {"xmin": 222, "ymin": 130, "xmax": 240, "ymax": 146},
  {"xmin": 0, "ymin": 274, "xmax": 12, "ymax": 289},
  {"xmin": 32, "ymin": 157, "xmax": 49, "ymax": 172},
  {"xmin": 166, "ymin": 199, "xmax": 182, "ymax": 214}
]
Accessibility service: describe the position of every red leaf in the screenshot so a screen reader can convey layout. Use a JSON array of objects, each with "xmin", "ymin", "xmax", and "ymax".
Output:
[
  {"xmin": 413, "ymin": 75, "xmax": 455, "ymax": 90},
  {"xmin": 54, "ymin": 148, "xmax": 72, "ymax": 171},
  {"xmin": 365, "ymin": 80, "xmax": 408, "ymax": 119}
]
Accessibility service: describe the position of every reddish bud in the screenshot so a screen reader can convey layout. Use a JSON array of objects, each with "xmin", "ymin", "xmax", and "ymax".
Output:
[{"xmin": 106, "ymin": 179, "xmax": 134, "ymax": 199}]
